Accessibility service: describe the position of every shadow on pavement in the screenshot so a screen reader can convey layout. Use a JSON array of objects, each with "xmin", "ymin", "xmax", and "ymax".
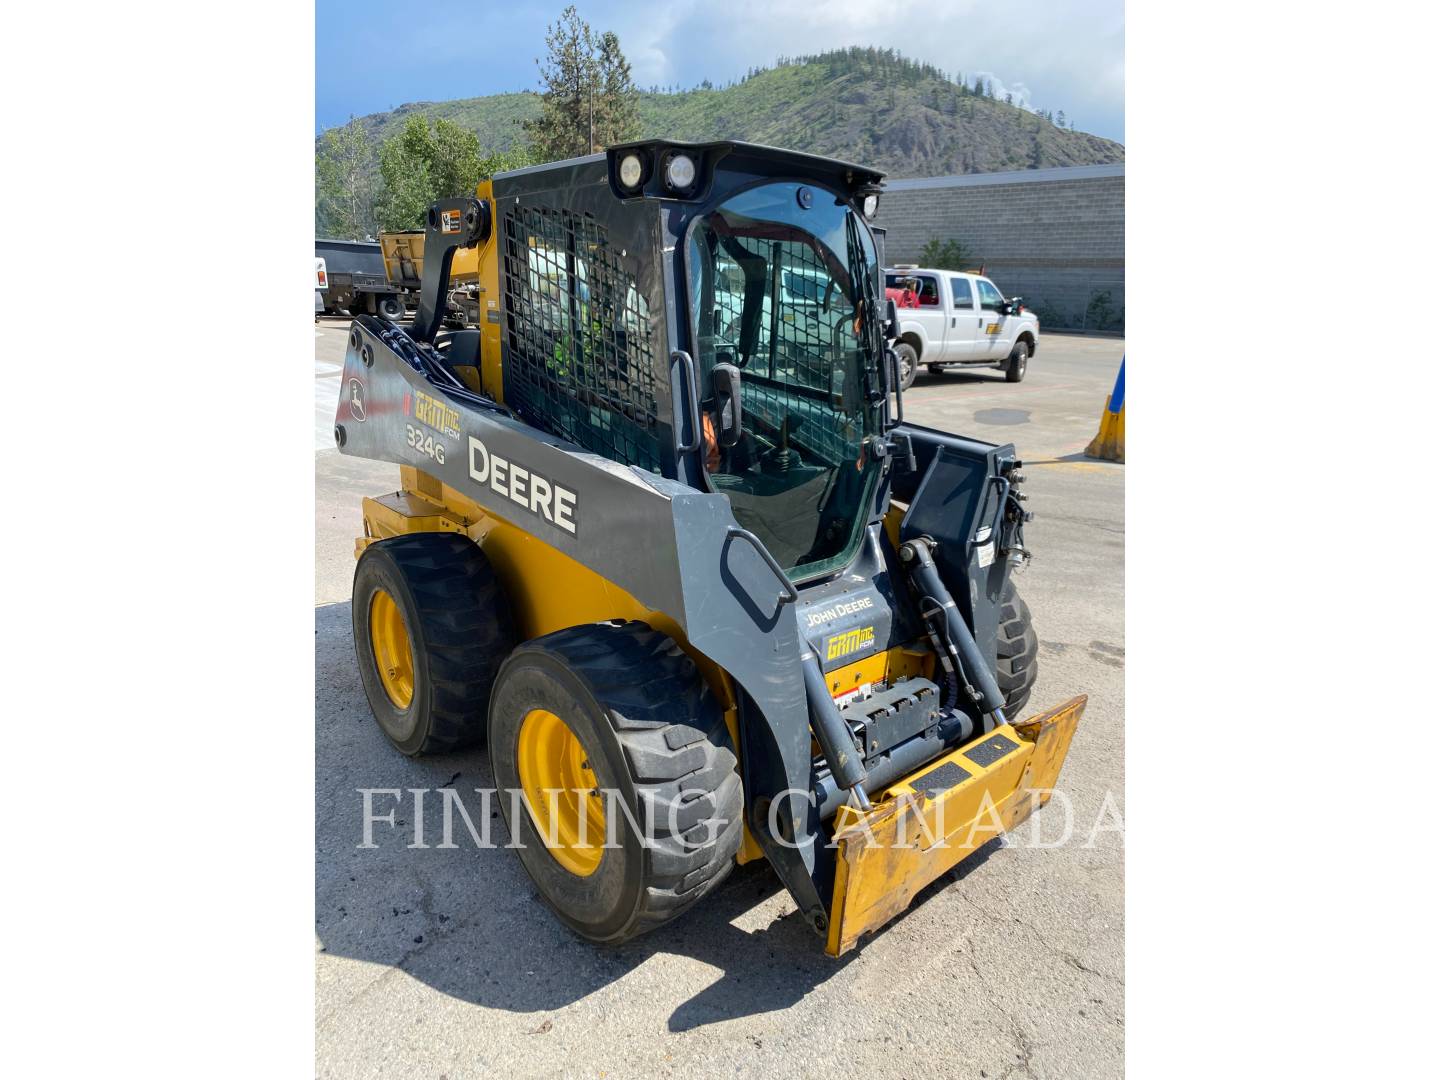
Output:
[
  {"xmin": 316, "ymin": 601, "xmax": 1002, "ymax": 1031},
  {"xmin": 911, "ymin": 368, "xmax": 1008, "ymax": 387}
]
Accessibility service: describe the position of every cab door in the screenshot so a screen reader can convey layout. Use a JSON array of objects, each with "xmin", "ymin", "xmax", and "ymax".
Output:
[
  {"xmin": 945, "ymin": 276, "xmax": 980, "ymax": 360},
  {"xmin": 976, "ymin": 277, "xmax": 1010, "ymax": 358}
]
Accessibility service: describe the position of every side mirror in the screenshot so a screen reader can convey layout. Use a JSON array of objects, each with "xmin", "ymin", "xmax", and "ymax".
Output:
[
  {"xmin": 712, "ymin": 363, "xmax": 743, "ymax": 448},
  {"xmin": 883, "ymin": 297, "xmax": 899, "ymax": 339}
]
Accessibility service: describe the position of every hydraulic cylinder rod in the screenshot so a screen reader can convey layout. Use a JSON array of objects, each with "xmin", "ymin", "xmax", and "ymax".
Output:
[
  {"xmin": 801, "ymin": 649, "xmax": 872, "ymax": 812},
  {"xmin": 899, "ymin": 538, "xmax": 1008, "ymax": 726}
]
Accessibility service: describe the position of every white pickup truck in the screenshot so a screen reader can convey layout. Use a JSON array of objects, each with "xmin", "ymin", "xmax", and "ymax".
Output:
[{"xmin": 885, "ymin": 266, "xmax": 1039, "ymax": 388}]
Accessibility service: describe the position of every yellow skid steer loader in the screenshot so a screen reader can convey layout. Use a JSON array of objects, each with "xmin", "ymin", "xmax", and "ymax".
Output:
[{"xmin": 335, "ymin": 141, "xmax": 1085, "ymax": 955}]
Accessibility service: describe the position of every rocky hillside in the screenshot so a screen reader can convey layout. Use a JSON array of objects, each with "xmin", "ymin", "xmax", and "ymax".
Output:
[{"xmin": 338, "ymin": 48, "xmax": 1123, "ymax": 179}]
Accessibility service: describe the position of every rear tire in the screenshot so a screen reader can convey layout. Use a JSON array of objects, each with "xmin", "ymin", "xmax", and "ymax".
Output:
[
  {"xmin": 378, "ymin": 294, "xmax": 405, "ymax": 321},
  {"xmin": 489, "ymin": 621, "xmax": 743, "ymax": 945},
  {"xmin": 352, "ymin": 533, "xmax": 516, "ymax": 756},
  {"xmin": 995, "ymin": 579, "xmax": 1039, "ymax": 716},
  {"xmin": 894, "ymin": 342, "xmax": 918, "ymax": 390},
  {"xmin": 1005, "ymin": 340, "xmax": 1030, "ymax": 383}
]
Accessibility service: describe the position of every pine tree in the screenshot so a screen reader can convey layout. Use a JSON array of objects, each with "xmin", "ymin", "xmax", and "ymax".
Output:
[
  {"xmin": 594, "ymin": 30, "xmax": 639, "ymax": 147},
  {"xmin": 522, "ymin": 5, "xmax": 598, "ymax": 161},
  {"xmin": 1057, "ymin": 110, "xmax": 1067, "ymax": 129}
]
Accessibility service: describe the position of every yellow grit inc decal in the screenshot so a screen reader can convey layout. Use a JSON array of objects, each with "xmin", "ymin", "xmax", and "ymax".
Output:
[
  {"xmin": 986, "ymin": 322, "xmax": 1001, "ymax": 335},
  {"xmin": 406, "ymin": 388, "xmax": 462, "ymax": 439},
  {"xmin": 826, "ymin": 626, "xmax": 876, "ymax": 662}
]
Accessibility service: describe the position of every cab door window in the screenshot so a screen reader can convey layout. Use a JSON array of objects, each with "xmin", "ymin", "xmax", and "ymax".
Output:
[
  {"xmin": 977, "ymin": 278, "xmax": 1005, "ymax": 311},
  {"xmin": 950, "ymin": 277, "xmax": 974, "ymax": 309}
]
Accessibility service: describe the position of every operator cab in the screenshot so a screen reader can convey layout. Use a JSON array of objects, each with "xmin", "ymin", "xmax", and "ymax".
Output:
[{"xmin": 677, "ymin": 163, "xmax": 888, "ymax": 583}]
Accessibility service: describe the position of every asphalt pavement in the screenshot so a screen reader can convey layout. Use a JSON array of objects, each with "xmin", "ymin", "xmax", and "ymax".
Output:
[{"xmin": 314, "ymin": 318, "xmax": 1126, "ymax": 1078}]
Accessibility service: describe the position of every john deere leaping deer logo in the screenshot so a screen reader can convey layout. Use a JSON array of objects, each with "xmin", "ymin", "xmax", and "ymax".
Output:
[{"xmin": 347, "ymin": 378, "xmax": 367, "ymax": 422}]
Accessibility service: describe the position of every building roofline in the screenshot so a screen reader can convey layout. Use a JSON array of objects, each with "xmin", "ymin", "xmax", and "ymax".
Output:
[{"xmin": 884, "ymin": 163, "xmax": 1124, "ymax": 192}]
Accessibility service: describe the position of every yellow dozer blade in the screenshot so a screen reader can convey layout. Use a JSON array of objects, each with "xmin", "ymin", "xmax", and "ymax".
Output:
[{"xmin": 825, "ymin": 695, "xmax": 1087, "ymax": 957}]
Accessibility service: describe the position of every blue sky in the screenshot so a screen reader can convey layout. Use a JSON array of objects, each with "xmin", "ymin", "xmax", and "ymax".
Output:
[{"xmin": 316, "ymin": 0, "xmax": 1124, "ymax": 142}]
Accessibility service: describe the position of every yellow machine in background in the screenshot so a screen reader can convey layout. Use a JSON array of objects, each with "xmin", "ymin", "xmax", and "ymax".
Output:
[{"xmin": 380, "ymin": 180, "xmax": 493, "ymax": 328}]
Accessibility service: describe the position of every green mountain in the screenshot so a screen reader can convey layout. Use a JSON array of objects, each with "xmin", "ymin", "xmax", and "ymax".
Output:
[{"xmin": 338, "ymin": 48, "xmax": 1123, "ymax": 180}]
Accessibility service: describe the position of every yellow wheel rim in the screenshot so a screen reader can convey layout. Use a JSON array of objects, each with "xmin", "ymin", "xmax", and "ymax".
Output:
[
  {"xmin": 369, "ymin": 589, "xmax": 415, "ymax": 709},
  {"xmin": 516, "ymin": 708, "xmax": 606, "ymax": 877}
]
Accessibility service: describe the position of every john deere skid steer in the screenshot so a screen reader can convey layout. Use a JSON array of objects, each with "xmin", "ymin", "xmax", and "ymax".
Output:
[{"xmin": 335, "ymin": 141, "xmax": 1085, "ymax": 956}]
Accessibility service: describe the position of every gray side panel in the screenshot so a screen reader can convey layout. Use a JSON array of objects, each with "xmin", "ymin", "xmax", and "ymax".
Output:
[{"xmin": 334, "ymin": 321, "xmax": 827, "ymax": 921}]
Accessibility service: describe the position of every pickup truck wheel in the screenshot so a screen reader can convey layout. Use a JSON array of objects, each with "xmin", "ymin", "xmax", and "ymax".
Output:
[
  {"xmin": 894, "ymin": 342, "xmax": 918, "ymax": 390},
  {"xmin": 1005, "ymin": 341, "xmax": 1029, "ymax": 383},
  {"xmin": 378, "ymin": 295, "xmax": 405, "ymax": 321}
]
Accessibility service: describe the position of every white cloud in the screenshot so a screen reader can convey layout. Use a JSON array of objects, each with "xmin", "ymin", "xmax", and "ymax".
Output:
[{"xmin": 603, "ymin": 0, "xmax": 1124, "ymax": 140}]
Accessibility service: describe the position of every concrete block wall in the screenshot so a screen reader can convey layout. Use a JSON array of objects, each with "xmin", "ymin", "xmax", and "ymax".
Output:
[{"xmin": 872, "ymin": 164, "xmax": 1125, "ymax": 331}]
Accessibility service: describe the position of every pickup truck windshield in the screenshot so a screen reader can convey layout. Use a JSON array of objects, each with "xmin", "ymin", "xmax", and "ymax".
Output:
[{"xmin": 687, "ymin": 181, "xmax": 883, "ymax": 580}]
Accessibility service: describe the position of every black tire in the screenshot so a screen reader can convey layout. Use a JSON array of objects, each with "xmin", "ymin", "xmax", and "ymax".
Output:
[
  {"xmin": 894, "ymin": 341, "xmax": 919, "ymax": 390},
  {"xmin": 927, "ymin": 363, "xmax": 945, "ymax": 376},
  {"xmin": 995, "ymin": 579, "xmax": 1039, "ymax": 716},
  {"xmin": 378, "ymin": 294, "xmax": 405, "ymax": 321},
  {"xmin": 1005, "ymin": 340, "xmax": 1030, "ymax": 383},
  {"xmin": 489, "ymin": 621, "xmax": 743, "ymax": 945},
  {"xmin": 352, "ymin": 533, "xmax": 516, "ymax": 756}
]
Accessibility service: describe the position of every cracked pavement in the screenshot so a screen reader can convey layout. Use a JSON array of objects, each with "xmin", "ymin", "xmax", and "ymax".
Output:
[{"xmin": 314, "ymin": 318, "xmax": 1125, "ymax": 1077}]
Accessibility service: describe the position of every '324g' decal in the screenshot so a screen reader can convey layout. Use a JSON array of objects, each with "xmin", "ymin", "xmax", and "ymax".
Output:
[{"xmin": 405, "ymin": 424, "xmax": 446, "ymax": 465}]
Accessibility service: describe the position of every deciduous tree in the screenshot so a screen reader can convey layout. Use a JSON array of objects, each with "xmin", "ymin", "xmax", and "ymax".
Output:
[{"xmin": 315, "ymin": 118, "xmax": 373, "ymax": 239}]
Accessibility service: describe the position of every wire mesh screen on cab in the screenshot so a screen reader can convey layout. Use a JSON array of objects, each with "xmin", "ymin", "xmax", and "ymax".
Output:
[{"xmin": 500, "ymin": 205, "xmax": 663, "ymax": 472}]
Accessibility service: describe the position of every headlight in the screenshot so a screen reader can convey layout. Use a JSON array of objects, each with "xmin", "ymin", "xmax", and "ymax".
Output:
[
  {"xmin": 664, "ymin": 153, "xmax": 697, "ymax": 192},
  {"xmin": 862, "ymin": 194, "xmax": 879, "ymax": 219},
  {"xmin": 618, "ymin": 153, "xmax": 644, "ymax": 189}
]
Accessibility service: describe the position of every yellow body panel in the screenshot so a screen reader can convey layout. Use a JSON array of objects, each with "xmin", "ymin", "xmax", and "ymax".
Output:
[
  {"xmin": 470, "ymin": 180, "xmax": 504, "ymax": 401},
  {"xmin": 825, "ymin": 694, "xmax": 1086, "ymax": 956}
]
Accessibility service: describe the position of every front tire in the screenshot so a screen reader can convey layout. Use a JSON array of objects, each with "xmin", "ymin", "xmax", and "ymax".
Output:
[
  {"xmin": 489, "ymin": 621, "xmax": 743, "ymax": 945},
  {"xmin": 353, "ymin": 533, "xmax": 516, "ymax": 756},
  {"xmin": 1005, "ymin": 340, "xmax": 1030, "ymax": 383},
  {"xmin": 378, "ymin": 294, "xmax": 405, "ymax": 321},
  {"xmin": 995, "ymin": 579, "xmax": 1039, "ymax": 716},
  {"xmin": 894, "ymin": 341, "xmax": 918, "ymax": 390}
]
